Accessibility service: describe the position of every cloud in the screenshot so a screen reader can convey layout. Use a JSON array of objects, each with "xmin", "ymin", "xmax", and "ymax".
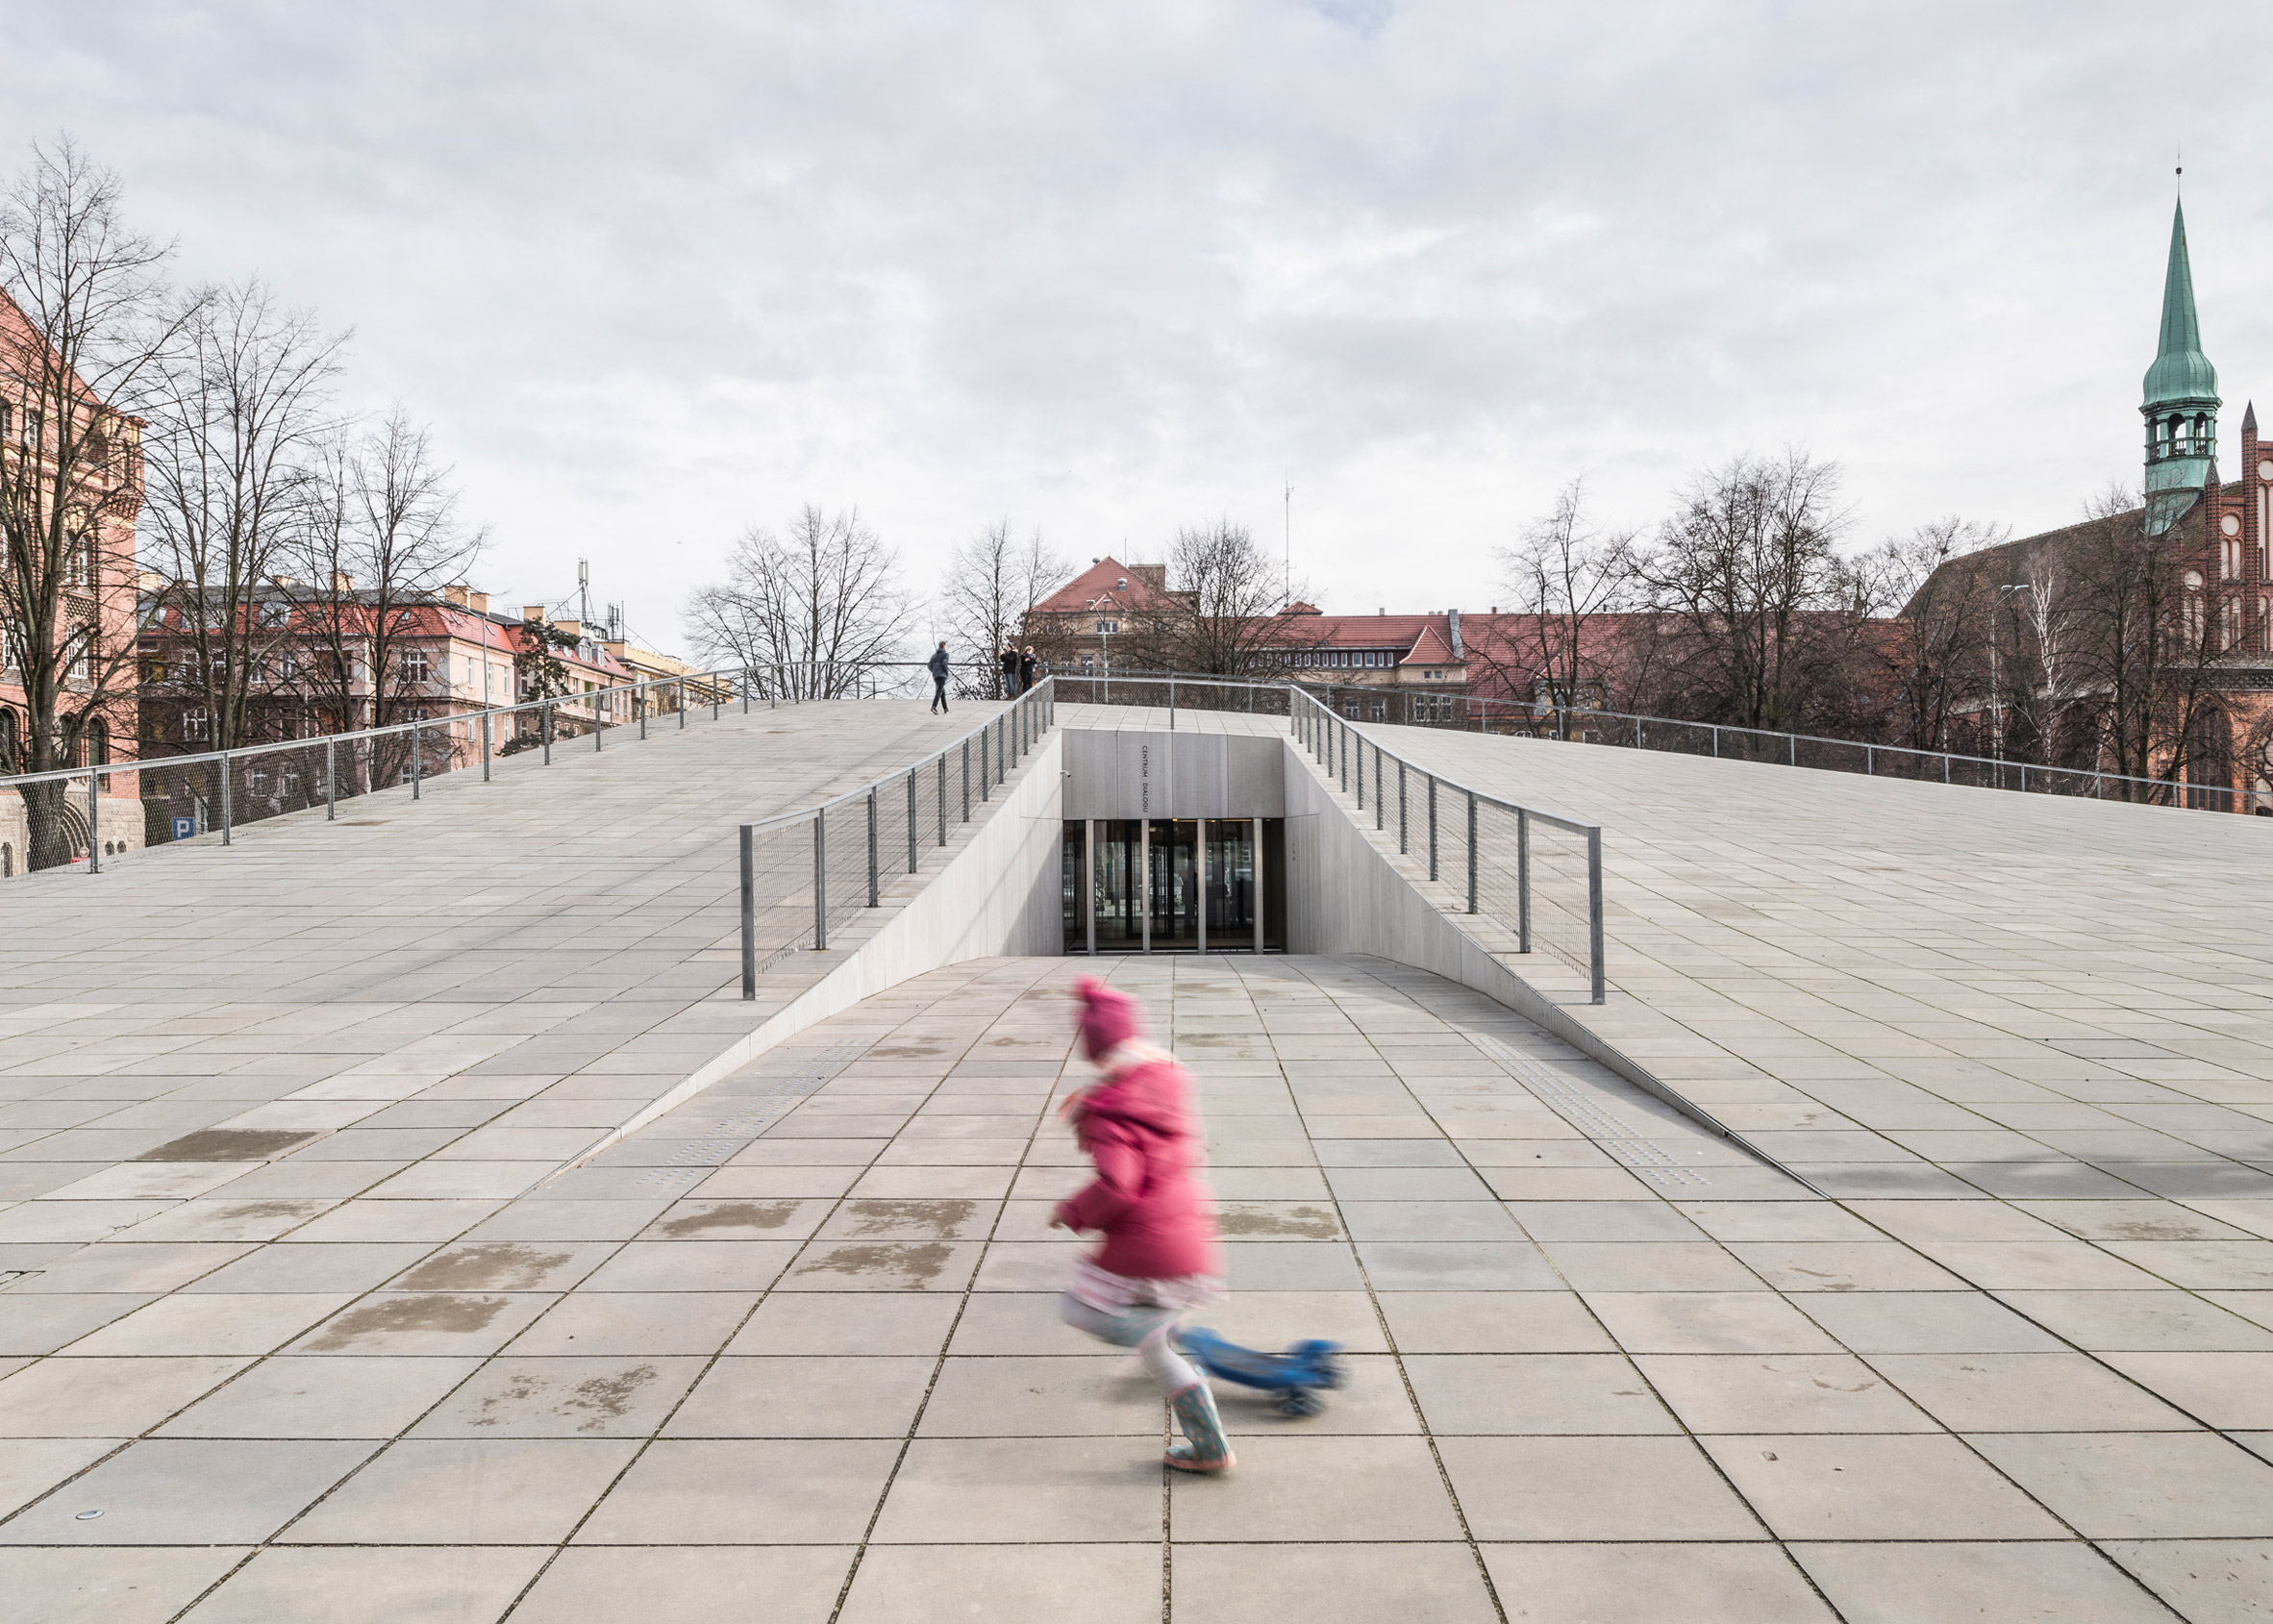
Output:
[{"xmin": 9, "ymin": 0, "xmax": 2268, "ymax": 650}]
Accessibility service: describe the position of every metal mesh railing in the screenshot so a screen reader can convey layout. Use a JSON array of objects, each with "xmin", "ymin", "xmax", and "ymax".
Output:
[
  {"xmin": 737, "ymin": 679, "xmax": 1056, "ymax": 996},
  {"xmin": 1288, "ymin": 686, "xmax": 1607, "ymax": 1003},
  {"xmin": 1276, "ymin": 678, "xmax": 2263, "ymax": 816},
  {"xmin": 0, "ymin": 662, "xmax": 911, "ymax": 880}
]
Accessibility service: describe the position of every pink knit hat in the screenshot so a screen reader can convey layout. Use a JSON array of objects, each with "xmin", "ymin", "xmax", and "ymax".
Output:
[{"xmin": 1072, "ymin": 976, "xmax": 1142, "ymax": 1062}]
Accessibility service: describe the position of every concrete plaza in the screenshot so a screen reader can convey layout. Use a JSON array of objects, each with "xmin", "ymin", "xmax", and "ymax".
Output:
[{"xmin": 6, "ymin": 701, "xmax": 2273, "ymax": 1619}]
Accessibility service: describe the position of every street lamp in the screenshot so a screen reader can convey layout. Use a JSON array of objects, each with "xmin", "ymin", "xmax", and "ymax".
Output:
[{"xmin": 1087, "ymin": 585, "xmax": 1123, "ymax": 704}]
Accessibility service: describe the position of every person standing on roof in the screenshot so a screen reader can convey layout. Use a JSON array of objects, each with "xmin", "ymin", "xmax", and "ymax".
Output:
[
  {"xmin": 1019, "ymin": 645, "xmax": 1038, "ymax": 695},
  {"xmin": 928, "ymin": 641, "xmax": 951, "ymax": 714},
  {"xmin": 1000, "ymin": 641, "xmax": 1021, "ymax": 697}
]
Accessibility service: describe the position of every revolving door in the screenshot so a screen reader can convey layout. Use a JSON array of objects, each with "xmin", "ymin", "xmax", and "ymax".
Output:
[{"xmin": 1062, "ymin": 818, "xmax": 1284, "ymax": 954}]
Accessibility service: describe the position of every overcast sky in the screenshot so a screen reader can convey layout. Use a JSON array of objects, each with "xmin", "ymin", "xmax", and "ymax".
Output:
[{"xmin": 15, "ymin": 2, "xmax": 2273, "ymax": 652}]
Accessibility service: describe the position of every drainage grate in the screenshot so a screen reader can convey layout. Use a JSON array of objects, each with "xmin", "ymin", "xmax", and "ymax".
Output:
[{"xmin": 1470, "ymin": 1033, "xmax": 1708, "ymax": 1188}]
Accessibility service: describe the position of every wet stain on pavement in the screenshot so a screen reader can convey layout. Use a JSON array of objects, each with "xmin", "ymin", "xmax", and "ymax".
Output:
[
  {"xmin": 394, "ymin": 1243, "xmax": 573, "ymax": 1291},
  {"xmin": 474, "ymin": 1362, "xmax": 662, "ymax": 1432},
  {"xmin": 792, "ymin": 1241, "xmax": 954, "ymax": 1287},
  {"xmin": 137, "ymin": 1128, "xmax": 316, "ymax": 1162},
  {"xmin": 837, "ymin": 1198, "xmax": 979, "ymax": 1238},
  {"xmin": 1217, "ymin": 1204, "xmax": 1342, "ymax": 1239},
  {"xmin": 303, "ymin": 1293, "xmax": 508, "ymax": 1350},
  {"xmin": 654, "ymin": 1201, "xmax": 800, "ymax": 1237}
]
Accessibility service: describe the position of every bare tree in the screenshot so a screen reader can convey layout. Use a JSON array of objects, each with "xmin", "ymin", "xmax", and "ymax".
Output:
[
  {"xmin": 2061, "ymin": 483, "xmax": 2225, "ymax": 798},
  {"xmin": 1477, "ymin": 477, "xmax": 1636, "ymax": 736},
  {"xmin": 1869, "ymin": 516, "xmax": 2004, "ymax": 752},
  {"xmin": 0, "ymin": 137, "xmax": 189, "ymax": 867},
  {"xmin": 941, "ymin": 518, "xmax": 1066, "ymax": 697},
  {"xmin": 1627, "ymin": 449, "xmax": 1871, "ymax": 734},
  {"xmin": 1119, "ymin": 520, "xmax": 1299, "ymax": 677},
  {"xmin": 140, "ymin": 277, "xmax": 346, "ymax": 756},
  {"xmin": 687, "ymin": 505, "xmax": 912, "ymax": 699},
  {"xmin": 292, "ymin": 409, "xmax": 484, "ymax": 790}
]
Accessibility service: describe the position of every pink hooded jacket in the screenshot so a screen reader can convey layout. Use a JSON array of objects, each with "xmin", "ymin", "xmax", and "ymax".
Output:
[{"xmin": 1054, "ymin": 1050, "xmax": 1222, "ymax": 1281}]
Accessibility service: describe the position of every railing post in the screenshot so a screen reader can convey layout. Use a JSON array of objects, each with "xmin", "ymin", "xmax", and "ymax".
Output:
[
  {"xmin": 1427, "ymin": 775, "xmax": 1438, "ymax": 881},
  {"xmin": 937, "ymin": 755, "xmax": 946, "ymax": 847},
  {"xmin": 739, "ymin": 824, "xmax": 757, "ymax": 999},
  {"xmin": 962, "ymin": 739, "xmax": 971, "ymax": 821},
  {"xmin": 1356, "ymin": 737, "xmax": 1363, "ymax": 811},
  {"xmin": 1465, "ymin": 791, "xmax": 1478, "ymax": 914},
  {"xmin": 1169, "ymin": 675, "xmax": 1176, "ymax": 730},
  {"xmin": 1787, "ymin": 733, "xmax": 1796, "ymax": 767},
  {"xmin": 595, "ymin": 702, "xmax": 603, "ymax": 751},
  {"xmin": 741, "ymin": 669, "xmax": 750, "ymax": 715},
  {"xmin": 221, "ymin": 752, "xmax": 233, "ymax": 846},
  {"xmin": 908, "ymin": 770, "xmax": 918, "ymax": 872},
  {"xmin": 87, "ymin": 770, "xmax": 99, "ymax": 874},
  {"xmin": 1587, "ymin": 826, "xmax": 1606, "ymax": 1005},
  {"xmin": 542, "ymin": 703, "xmax": 553, "ymax": 764},
  {"xmin": 1399, "ymin": 761, "xmax": 1408, "ymax": 854},
  {"xmin": 1374, "ymin": 749, "xmax": 1383, "ymax": 830},
  {"xmin": 867, "ymin": 787, "xmax": 880, "ymax": 907},
  {"xmin": 1711, "ymin": 725, "xmax": 1719, "ymax": 759},
  {"xmin": 327, "ymin": 737, "xmax": 338, "ymax": 817},
  {"xmin": 813, "ymin": 809, "xmax": 829, "ymax": 950},
  {"xmin": 981, "ymin": 728, "xmax": 990, "ymax": 801},
  {"xmin": 412, "ymin": 720, "xmax": 423, "ymax": 798},
  {"xmin": 1866, "ymin": 744, "xmax": 1874, "ymax": 775},
  {"xmin": 1516, "ymin": 808, "xmax": 1532, "ymax": 952},
  {"xmin": 1339, "ymin": 723, "xmax": 1348, "ymax": 793},
  {"xmin": 679, "ymin": 678, "xmax": 687, "ymax": 728}
]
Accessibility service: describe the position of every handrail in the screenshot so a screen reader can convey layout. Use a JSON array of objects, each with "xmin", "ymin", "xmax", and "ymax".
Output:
[
  {"xmin": 1279, "ymin": 685, "xmax": 1608, "ymax": 1004},
  {"xmin": 737, "ymin": 677, "xmax": 1057, "ymax": 997},
  {"xmin": 0, "ymin": 661, "xmax": 909, "ymax": 876}
]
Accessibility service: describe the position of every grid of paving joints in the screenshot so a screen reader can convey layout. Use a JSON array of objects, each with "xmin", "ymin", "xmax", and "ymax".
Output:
[{"xmin": 11, "ymin": 953, "xmax": 2272, "ymax": 1620}]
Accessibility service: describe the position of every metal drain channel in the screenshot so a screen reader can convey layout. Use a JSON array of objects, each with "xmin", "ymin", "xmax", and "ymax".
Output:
[{"xmin": 1471, "ymin": 1033, "xmax": 1710, "ymax": 1188}]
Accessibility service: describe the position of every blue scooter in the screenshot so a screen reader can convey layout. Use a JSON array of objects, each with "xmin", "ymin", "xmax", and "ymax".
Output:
[{"xmin": 1178, "ymin": 1329, "xmax": 1345, "ymax": 1417}]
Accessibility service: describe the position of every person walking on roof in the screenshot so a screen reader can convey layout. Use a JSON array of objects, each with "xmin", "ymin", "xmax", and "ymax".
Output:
[
  {"xmin": 928, "ymin": 641, "xmax": 951, "ymax": 714},
  {"xmin": 1053, "ymin": 977, "xmax": 1235, "ymax": 1473}
]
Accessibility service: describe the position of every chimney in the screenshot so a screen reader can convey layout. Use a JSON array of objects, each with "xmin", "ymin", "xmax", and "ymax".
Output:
[
  {"xmin": 522, "ymin": 605, "xmax": 546, "ymax": 623},
  {"xmin": 555, "ymin": 619, "xmax": 582, "ymax": 640},
  {"xmin": 135, "ymin": 569, "xmax": 162, "ymax": 592},
  {"xmin": 332, "ymin": 572, "xmax": 355, "ymax": 592},
  {"xmin": 469, "ymin": 591, "xmax": 489, "ymax": 614},
  {"xmin": 270, "ymin": 575, "xmax": 299, "ymax": 589},
  {"xmin": 441, "ymin": 584, "xmax": 470, "ymax": 608}
]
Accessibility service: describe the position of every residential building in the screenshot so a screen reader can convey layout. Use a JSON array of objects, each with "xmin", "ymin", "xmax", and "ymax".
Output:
[
  {"xmin": 0, "ymin": 287, "xmax": 144, "ymax": 876},
  {"xmin": 134, "ymin": 586, "xmax": 636, "ymax": 838}
]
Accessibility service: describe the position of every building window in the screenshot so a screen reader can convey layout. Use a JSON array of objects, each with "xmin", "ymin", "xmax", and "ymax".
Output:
[
  {"xmin": 1095, "ymin": 619, "xmax": 1118, "ymax": 635},
  {"xmin": 184, "ymin": 709, "xmax": 210, "ymax": 741},
  {"xmin": 1370, "ymin": 698, "xmax": 1386, "ymax": 721},
  {"xmin": 2223, "ymin": 596, "xmax": 2243, "ymax": 652},
  {"xmin": 400, "ymin": 649, "xmax": 430, "ymax": 684}
]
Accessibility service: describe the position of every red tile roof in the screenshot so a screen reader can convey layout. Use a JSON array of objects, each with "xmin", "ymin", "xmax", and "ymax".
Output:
[{"xmin": 1032, "ymin": 557, "xmax": 1173, "ymax": 614}]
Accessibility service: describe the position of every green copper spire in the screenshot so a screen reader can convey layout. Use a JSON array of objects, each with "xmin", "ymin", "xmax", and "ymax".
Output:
[
  {"xmin": 2145, "ymin": 200, "xmax": 2217, "ymax": 404},
  {"xmin": 2142, "ymin": 196, "xmax": 2219, "ymax": 534}
]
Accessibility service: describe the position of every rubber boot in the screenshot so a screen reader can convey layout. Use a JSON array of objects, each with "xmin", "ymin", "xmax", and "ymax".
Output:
[{"xmin": 1166, "ymin": 1381, "xmax": 1234, "ymax": 1474}]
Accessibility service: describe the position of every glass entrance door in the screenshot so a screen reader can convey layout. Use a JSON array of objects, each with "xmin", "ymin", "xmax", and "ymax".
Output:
[
  {"xmin": 1066, "ymin": 817, "xmax": 1281, "ymax": 954},
  {"xmin": 1148, "ymin": 819, "xmax": 1200, "ymax": 950}
]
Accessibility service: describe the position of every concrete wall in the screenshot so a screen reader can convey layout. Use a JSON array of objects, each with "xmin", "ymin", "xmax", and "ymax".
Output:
[
  {"xmin": 1277, "ymin": 735, "xmax": 1775, "ymax": 1162},
  {"xmin": 1062, "ymin": 728, "xmax": 1284, "ymax": 819}
]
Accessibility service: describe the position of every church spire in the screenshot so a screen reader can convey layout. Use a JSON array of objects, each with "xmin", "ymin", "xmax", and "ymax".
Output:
[{"xmin": 2143, "ymin": 194, "xmax": 2221, "ymax": 535}]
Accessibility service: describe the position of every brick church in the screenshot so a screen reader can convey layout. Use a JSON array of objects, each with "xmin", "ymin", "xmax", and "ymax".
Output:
[{"xmin": 1911, "ymin": 195, "xmax": 2273, "ymax": 809}]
